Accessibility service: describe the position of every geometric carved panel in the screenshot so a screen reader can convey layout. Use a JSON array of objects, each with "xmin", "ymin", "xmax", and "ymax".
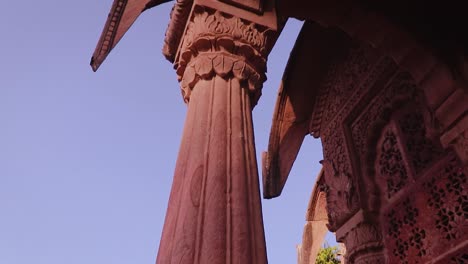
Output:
[
  {"xmin": 382, "ymin": 153, "xmax": 468, "ymax": 263},
  {"xmin": 422, "ymin": 155, "xmax": 467, "ymax": 242},
  {"xmin": 385, "ymin": 198, "xmax": 427, "ymax": 263},
  {"xmin": 374, "ymin": 103, "xmax": 445, "ymax": 202}
]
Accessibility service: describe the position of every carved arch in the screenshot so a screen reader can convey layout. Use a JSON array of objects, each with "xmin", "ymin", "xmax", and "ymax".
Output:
[
  {"xmin": 355, "ymin": 76, "xmax": 420, "ymax": 210},
  {"xmin": 353, "ymin": 70, "xmax": 448, "ymax": 209}
]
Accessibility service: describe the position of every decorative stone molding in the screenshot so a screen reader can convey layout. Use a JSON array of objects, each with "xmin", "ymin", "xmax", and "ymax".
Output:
[
  {"xmin": 179, "ymin": 52, "xmax": 263, "ymax": 103},
  {"xmin": 96, "ymin": 0, "xmax": 127, "ymax": 60},
  {"xmin": 174, "ymin": 6, "xmax": 277, "ymax": 105},
  {"xmin": 351, "ymin": 71, "xmax": 418, "ymax": 163},
  {"xmin": 320, "ymin": 159, "xmax": 359, "ymax": 231},
  {"xmin": 163, "ymin": 0, "xmax": 194, "ymax": 61},
  {"xmin": 344, "ymin": 223, "xmax": 383, "ymax": 258},
  {"xmin": 309, "ymin": 45, "xmax": 398, "ymax": 225},
  {"xmin": 349, "ymin": 71, "xmax": 424, "ymax": 212},
  {"xmin": 182, "ymin": 9, "xmax": 271, "ymax": 56},
  {"xmin": 90, "ymin": 0, "xmax": 171, "ymax": 71},
  {"xmin": 309, "ymin": 45, "xmax": 374, "ymax": 138},
  {"xmin": 336, "ymin": 213, "xmax": 384, "ymax": 264}
]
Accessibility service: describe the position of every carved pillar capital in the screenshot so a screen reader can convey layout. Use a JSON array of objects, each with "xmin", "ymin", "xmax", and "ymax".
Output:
[
  {"xmin": 172, "ymin": 6, "xmax": 279, "ymax": 105},
  {"xmin": 341, "ymin": 222, "xmax": 384, "ymax": 263},
  {"xmin": 336, "ymin": 210, "xmax": 385, "ymax": 263}
]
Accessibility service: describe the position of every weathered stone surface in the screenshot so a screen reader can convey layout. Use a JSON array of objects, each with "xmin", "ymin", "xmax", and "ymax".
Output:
[
  {"xmin": 156, "ymin": 4, "xmax": 280, "ymax": 264},
  {"xmin": 268, "ymin": 15, "xmax": 467, "ymax": 264}
]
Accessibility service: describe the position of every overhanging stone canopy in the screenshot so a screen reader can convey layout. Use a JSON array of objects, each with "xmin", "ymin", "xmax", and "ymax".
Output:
[{"xmin": 91, "ymin": 0, "xmax": 468, "ymax": 263}]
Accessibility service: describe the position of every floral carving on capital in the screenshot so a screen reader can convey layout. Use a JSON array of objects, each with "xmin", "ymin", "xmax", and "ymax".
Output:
[
  {"xmin": 179, "ymin": 52, "xmax": 263, "ymax": 103},
  {"xmin": 183, "ymin": 9, "xmax": 269, "ymax": 54},
  {"xmin": 174, "ymin": 6, "xmax": 277, "ymax": 104}
]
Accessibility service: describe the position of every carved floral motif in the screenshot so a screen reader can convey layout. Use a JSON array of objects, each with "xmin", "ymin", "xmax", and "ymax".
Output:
[
  {"xmin": 320, "ymin": 46, "xmax": 371, "ymax": 130},
  {"xmin": 322, "ymin": 128, "xmax": 351, "ymax": 175},
  {"xmin": 310, "ymin": 46, "xmax": 375, "ymax": 137},
  {"xmin": 315, "ymin": 51, "xmax": 395, "ymax": 232},
  {"xmin": 178, "ymin": 6, "xmax": 273, "ymax": 73},
  {"xmin": 376, "ymin": 126, "xmax": 409, "ymax": 199},
  {"xmin": 180, "ymin": 52, "xmax": 263, "ymax": 103},
  {"xmin": 173, "ymin": 6, "xmax": 277, "ymax": 105},
  {"xmin": 183, "ymin": 10, "xmax": 269, "ymax": 55},
  {"xmin": 321, "ymin": 159, "xmax": 358, "ymax": 230},
  {"xmin": 351, "ymin": 71, "xmax": 417, "ymax": 159}
]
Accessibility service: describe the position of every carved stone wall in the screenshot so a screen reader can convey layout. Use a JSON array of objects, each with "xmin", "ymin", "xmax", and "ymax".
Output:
[
  {"xmin": 316, "ymin": 44, "xmax": 385, "ymax": 231},
  {"xmin": 310, "ymin": 34, "xmax": 467, "ymax": 262},
  {"xmin": 381, "ymin": 153, "xmax": 467, "ymax": 263},
  {"xmin": 358, "ymin": 94, "xmax": 468, "ymax": 263},
  {"xmin": 371, "ymin": 90, "xmax": 467, "ymax": 263}
]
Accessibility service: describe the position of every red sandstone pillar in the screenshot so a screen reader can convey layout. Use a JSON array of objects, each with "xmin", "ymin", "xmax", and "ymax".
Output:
[{"xmin": 156, "ymin": 5, "xmax": 279, "ymax": 264}]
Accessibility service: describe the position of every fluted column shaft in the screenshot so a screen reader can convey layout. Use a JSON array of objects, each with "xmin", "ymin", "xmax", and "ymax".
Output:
[
  {"xmin": 157, "ymin": 70, "xmax": 266, "ymax": 263},
  {"xmin": 157, "ymin": 6, "xmax": 278, "ymax": 264}
]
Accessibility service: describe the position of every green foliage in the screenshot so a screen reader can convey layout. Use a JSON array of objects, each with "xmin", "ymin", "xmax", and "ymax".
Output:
[{"xmin": 316, "ymin": 244, "xmax": 340, "ymax": 264}]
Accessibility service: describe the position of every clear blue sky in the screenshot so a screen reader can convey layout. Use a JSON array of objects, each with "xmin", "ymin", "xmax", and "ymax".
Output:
[{"xmin": 0, "ymin": 1, "xmax": 329, "ymax": 263}]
